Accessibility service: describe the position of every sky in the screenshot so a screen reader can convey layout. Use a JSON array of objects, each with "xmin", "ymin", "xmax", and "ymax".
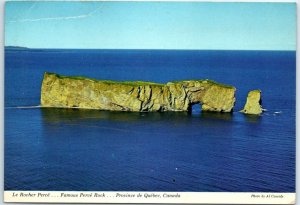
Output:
[{"xmin": 5, "ymin": 1, "xmax": 296, "ymax": 50}]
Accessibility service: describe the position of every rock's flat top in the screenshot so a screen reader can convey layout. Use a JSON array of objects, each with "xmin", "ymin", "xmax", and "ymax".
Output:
[
  {"xmin": 47, "ymin": 72, "xmax": 234, "ymax": 88},
  {"xmin": 41, "ymin": 72, "xmax": 236, "ymax": 112}
]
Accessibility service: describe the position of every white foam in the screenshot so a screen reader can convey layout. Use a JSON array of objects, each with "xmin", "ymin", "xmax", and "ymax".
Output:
[{"xmin": 5, "ymin": 105, "xmax": 42, "ymax": 109}]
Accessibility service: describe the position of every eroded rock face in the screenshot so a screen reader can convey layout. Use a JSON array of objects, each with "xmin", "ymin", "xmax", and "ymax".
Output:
[
  {"xmin": 240, "ymin": 90, "xmax": 263, "ymax": 115},
  {"xmin": 41, "ymin": 72, "xmax": 236, "ymax": 112}
]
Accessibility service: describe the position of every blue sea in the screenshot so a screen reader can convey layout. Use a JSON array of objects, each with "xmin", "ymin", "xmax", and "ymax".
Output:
[{"xmin": 4, "ymin": 49, "xmax": 295, "ymax": 192}]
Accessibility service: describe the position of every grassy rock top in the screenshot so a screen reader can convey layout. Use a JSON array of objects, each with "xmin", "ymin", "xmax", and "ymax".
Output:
[
  {"xmin": 47, "ymin": 72, "xmax": 165, "ymax": 87},
  {"xmin": 170, "ymin": 79, "xmax": 235, "ymax": 89},
  {"xmin": 46, "ymin": 72, "xmax": 235, "ymax": 89}
]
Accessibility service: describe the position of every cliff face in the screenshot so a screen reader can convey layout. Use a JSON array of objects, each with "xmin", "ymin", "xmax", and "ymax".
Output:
[{"xmin": 41, "ymin": 72, "xmax": 236, "ymax": 112}]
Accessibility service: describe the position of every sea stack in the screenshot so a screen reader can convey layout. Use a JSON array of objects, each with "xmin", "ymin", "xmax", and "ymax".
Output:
[
  {"xmin": 240, "ymin": 90, "xmax": 263, "ymax": 115},
  {"xmin": 40, "ymin": 72, "xmax": 236, "ymax": 113}
]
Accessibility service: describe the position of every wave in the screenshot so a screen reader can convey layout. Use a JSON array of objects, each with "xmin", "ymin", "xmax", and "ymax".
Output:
[{"xmin": 5, "ymin": 105, "xmax": 42, "ymax": 109}]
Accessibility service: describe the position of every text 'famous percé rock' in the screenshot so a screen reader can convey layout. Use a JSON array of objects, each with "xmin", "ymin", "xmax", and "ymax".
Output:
[{"xmin": 41, "ymin": 72, "xmax": 236, "ymax": 112}]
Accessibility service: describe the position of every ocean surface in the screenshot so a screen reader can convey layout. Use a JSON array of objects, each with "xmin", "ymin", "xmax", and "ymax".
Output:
[{"xmin": 4, "ymin": 49, "xmax": 295, "ymax": 192}]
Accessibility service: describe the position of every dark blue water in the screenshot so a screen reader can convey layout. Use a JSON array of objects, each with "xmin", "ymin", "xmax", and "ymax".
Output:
[{"xmin": 5, "ymin": 49, "xmax": 295, "ymax": 192}]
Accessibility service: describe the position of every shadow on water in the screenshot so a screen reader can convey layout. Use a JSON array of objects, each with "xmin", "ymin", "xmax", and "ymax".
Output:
[
  {"xmin": 241, "ymin": 113, "xmax": 262, "ymax": 123},
  {"xmin": 40, "ymin": 107, "xmax": 237, "ymax": 124},
  {"xmin": 40, "ymin": 108, "xmax": 190, "ymax": 124},
  {"xmin": 199, "ymin": 111, "xmax": 233, "ymax": 121}
]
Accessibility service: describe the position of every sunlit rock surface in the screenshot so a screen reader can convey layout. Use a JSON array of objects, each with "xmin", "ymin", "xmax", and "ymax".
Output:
[
  {"xmin": 41, "ymin": 72, "xmax": 236, "ymax": 112},
  {"xmin": 240, "ymin": 90, "xmax": 263, "ymax": 115}
]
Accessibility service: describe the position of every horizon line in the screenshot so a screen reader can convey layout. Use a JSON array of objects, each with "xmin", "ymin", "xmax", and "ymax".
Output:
[{"xmin": 4, "ymin": 46, "xmax": 296, "ymax": 52}]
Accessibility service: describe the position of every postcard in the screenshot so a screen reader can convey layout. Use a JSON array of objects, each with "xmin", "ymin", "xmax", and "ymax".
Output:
[{"xmin": 4, "ymin": 1, "xmax": 296, "ymax": 204}]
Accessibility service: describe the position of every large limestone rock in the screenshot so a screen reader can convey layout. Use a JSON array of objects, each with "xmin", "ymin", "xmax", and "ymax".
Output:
[
  {"xmin": 240, "ymin": 90, "xmax": 263, "ymax": 115},
  {"xmin": 41, "ymin": 72, "xmax": 236, "ymax": 112}
]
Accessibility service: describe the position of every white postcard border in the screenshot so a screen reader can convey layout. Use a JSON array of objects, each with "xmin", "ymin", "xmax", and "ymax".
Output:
[
  {"xmin": 1, "ymin": 1, "xmax": 299, "ymax": 205},
  {"xmin": 4, "ymin": 191, "xmax": 296, "ymax": 204}
]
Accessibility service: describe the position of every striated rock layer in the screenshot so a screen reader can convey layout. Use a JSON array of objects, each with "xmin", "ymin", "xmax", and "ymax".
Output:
[
  {"xmin": 240, "ymin": 90, "xmax": 263, "ymax": 115},
  {"xmin": 41, "ymin": 72, "xmax": 236, "ymax": 112}
]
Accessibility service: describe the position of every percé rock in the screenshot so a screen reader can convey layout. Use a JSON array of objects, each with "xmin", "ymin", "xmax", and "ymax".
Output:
[
  {"xmin": 41, "ymin": 72, "xmax": 236, "ymax": 112},
  {"xmin": 240, "ymin": 90, "xmax": 263, "ymax": 115}
]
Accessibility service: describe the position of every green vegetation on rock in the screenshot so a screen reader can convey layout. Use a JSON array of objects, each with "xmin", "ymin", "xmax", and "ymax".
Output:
[
  {"xmin": 49, "ymin": 72, "xmax": 164, "ymax": 87},
  {"xmin": 41, "ymin": 72, "xmax": 236, "ymax": 112}
]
